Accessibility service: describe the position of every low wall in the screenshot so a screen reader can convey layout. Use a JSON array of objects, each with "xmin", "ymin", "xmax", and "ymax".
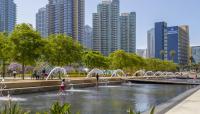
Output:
[{"xmin": 0, "ymin": 78, "xmax": 123, "ymax": 95}]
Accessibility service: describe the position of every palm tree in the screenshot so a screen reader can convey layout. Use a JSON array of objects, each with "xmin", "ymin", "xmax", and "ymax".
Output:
[
  {"xmin": 170, "ymin": 50, "xmax": 176, "ymax": 62},
  {"xmin": 160, "ymin": 50, "xmax": 165, "ymax": 60}
]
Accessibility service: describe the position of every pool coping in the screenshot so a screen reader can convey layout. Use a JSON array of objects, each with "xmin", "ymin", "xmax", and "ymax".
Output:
[{"xmin": 143, "ymin": 85, "xmax": 200, "ymax": 114}]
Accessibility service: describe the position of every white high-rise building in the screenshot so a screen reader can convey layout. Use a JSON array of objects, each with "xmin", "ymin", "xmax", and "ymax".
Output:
[
  {"xmin": 83, "ymin": 25, "xmax": 92, "ymax": 49},
  {"xmin": 36, "ymin": 0, "xmax": 85, "ymax": 43},
  {"xmin": 120, "ymin": 12, "xmax": 136, "ymax": 53},
  {"xmin": 36, "ymin": 7, "xmax": 48, "ymax": 37},
  {"xmin": 147, "ymin": 28, "xmax": 155, "ymax": 58},
  {"xmin": 93, "ymin": 0, "xmax": 120, "ymax": 56},
  {"xmin": 136, "ymin": 49, "xmax": 147, "ymax": 58},
  {"xmin": 0, "ymin": 0, "xmax": 16, "ymax": 33}
]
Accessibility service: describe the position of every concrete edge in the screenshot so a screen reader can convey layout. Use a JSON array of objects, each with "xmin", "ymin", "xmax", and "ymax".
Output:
[
  {"xmin": 128, "ymin": 79, "xmax": 199, "ymax": 85},
  {"xmin": 143, "ymin": 85, "xmax": 200, "ymax": 114},
  {"xmin": 0, "ymin": 81, "xmax": 122, "ymax": 95}
]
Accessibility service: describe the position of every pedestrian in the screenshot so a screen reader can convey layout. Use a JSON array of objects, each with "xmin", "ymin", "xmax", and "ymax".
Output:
[
  {"xmin": 96, "ymin": 73, "xmax": 99, "ymax": 86},
  {"xmin": 42, "ymin": 69, "xmax": 46, "ymax": 80},
  {"xmin": 34, "ymin": 70, "xmax": 39, "ymax": 80},
  {"xmin": 13, "ymin": 70, "xmax": 17, "ymax": 79},
  {"xmin": 60, "ymin": 79, "xmax": 65, "ymax": 93}
]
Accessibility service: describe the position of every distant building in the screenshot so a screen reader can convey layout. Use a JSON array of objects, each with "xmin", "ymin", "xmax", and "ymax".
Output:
[
  {"xmin": 120, "ymin": 12, "xmax": 136, "ymax": 53},
  {"xmin": 167, "ymin": 26, "xmax": 190, "ymax": 65},
  {"xmin": 36, "ymin": 7, "xmax": 48, "ymax": 37},
  {"xmin": 0, "ymin": 0, "xmax": 16, "ymax": 33},
  {"xmin": 191, "ymin": 46, "xmax": 200, "ymax": 64},
  {"xmin": 147, "ymin": 28, "xmax": 155, "ymax": 58},
  {"xmin": 83, "ymin": 25, "xmax": 92, "ymax": 49},
  {"xmin": 147, "ymin": 22, "xmax": 190, "ymax": 64},
  {"xmin": 92, "ymin": 0, "xmax": 120, "ymax": 56},
  {"xmin": 36, "ymin": 0, "xmax": 85, "ymax": 43},
  {"xmin": 155, "ymin": 22, "xmax": 168, "ymax": 60},
  {"xmin": 136, "ymin": 49, "xmax": 147, "ymax": 58}
]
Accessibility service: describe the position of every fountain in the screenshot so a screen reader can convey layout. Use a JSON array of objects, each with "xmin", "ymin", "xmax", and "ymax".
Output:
[
  {"xmin": 153, "ymin": 71, "xmax": 162, "ymax": 76},
  {"xmin": 86, "ymin": 68, "xmax": 104, "ymax": 78},
  {"xmin": 46, "ymin": 67, "xmax": 68, "ymax": 80},
  {"xmin": 111, "ymin": 69, "xmax": 126, "ymax": 77},
  {"xmin": 133, "ymin": 70, "xmax": 145, "ymax": 76},
  {"xmin": 144, "ymin": 71, "xmax": 154, "ymax": 76},
  {"xmin": 86, "ymin": 68, "xmax": 110, "ymax": 86}
]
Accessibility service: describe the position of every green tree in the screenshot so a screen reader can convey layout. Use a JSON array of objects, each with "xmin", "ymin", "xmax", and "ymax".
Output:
[
  {"xmin": 82, "ymin": 51, "xmax": 109, "ymax": 69},
  {"xmin": 10, "ymin": 23, "xmax": 44, "ymax": 79},
  {"xmin": 0, "ymin": 32, "xmax": 13, "ymax": 78},
  {"xmin": 109, "ymin": 50, "xmax": 140, "ymax": 71},
  {"xmin": 43, "ymin": 34, "xmax": 83, "ymax": 67},
  {"xmin": 109, "ymin": 50, "xmax": 130, "ymax": 70},
  {"xmin": 170, "ymin": 50, "xmax": 176, "ymax": 62},
  {"xmin": 159, "ymin": 50, "xmax": 165, "ymax": 60}
]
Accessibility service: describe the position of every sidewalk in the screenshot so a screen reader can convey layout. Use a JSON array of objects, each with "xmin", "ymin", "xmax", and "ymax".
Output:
[{"xmin": 166, "ymin": 89, "xmax": 200, "ymax": 114}]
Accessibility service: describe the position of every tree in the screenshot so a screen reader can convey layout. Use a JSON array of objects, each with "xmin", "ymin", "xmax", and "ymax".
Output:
[
  {"xmin": 82, "ymin": 51, "xmax": 109, "ymax": 69},
  {"xmin": 43, "ymin": 34, "xmax": 83, "ymax": 67},
  {"xmin": 10, "ymin": 23, "xmax": 44, "ymax": 79},
  {"xmin": 170, "ymin": 50, "xmax": 176, "ymax": 62},
  {"xmin": 160, "ymin": 50, "xmax": 165, "ymax": 60},
  {"xmin": 0, "ymin": 33, "xmax": 13, "ymax": 78},
  {"xmin": 109, "ymin": 50, "xmax": 141, "ymax": 71}
]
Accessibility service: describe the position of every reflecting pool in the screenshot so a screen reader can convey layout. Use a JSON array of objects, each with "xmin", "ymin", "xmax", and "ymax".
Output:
[{"xmin": 0, "ymin": 84, "xmax": 195, "ymax": 114}]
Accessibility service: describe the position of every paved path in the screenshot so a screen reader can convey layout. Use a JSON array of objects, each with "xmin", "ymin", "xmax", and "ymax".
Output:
[{"xmin": 166, "ymin": 89, "xmax": 200, "ymax": 114}]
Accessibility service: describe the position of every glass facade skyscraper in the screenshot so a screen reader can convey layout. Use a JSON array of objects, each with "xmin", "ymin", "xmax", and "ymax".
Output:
[
  {"xmin": 192, "ymin": 46, "xmax": 200, "ymax": 64},
  {"xmin": 148, "ymin": 22, "xmax": 190, "ymax": 64},
  {"xmin": 0, "ymin": 0, "xmax": 16, "ymax": 33},
  {"xmin": 167, "ymin": 26, "xmax": 190, "ymax": 65},
  {"xmin": 155, "ymin": 22, "xmax": 168, "ymax": 60}
]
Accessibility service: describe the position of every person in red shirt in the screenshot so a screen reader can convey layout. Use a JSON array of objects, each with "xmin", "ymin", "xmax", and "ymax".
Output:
[{"xmin": 60, "ymin": 79, "xmax": 65, "ymax": 93}]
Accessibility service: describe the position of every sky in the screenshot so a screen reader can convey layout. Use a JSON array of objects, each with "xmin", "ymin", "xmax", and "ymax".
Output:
[{"xmin": 14, "ymin": 0, "xmax": 200, "ymax": 49}]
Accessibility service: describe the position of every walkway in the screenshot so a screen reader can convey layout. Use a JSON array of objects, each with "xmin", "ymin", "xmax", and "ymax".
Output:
[{"xmin": 166, "ymin": 89, "xmax": 200, "ymax": 114}]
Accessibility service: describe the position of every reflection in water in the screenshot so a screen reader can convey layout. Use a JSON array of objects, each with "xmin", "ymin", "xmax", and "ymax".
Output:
[{"xmin": 0, "ymin": 84, "xmax": 195, "ymax": 114}]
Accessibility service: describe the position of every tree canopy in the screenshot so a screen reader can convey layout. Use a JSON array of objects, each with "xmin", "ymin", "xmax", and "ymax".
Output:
[
  {"xmin": 9, "ymin": 23, "xmax": 44, "ymax": 79},
  {"xmin": 43, "ymin": 34, "xmax": 83, "ymax": 66},
  {"xmin": 82, "ymin": 51, "xmax": 109, "ymax": 69}
]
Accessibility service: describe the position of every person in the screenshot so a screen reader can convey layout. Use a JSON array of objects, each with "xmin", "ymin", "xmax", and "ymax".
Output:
[
  {"xmin": 60, "ymin": 79, "xmax": 65, "ymax": 93},
  {"xmin": 96, "ymin": 73, "xmax": 99, "ymax": 86},
  {"xmin": 13, "ymin": 70, "xmax": 17, "ymax": 79},
  {"xmin": 34, "ymin": 70, "xmax": 39, "ymax": 80},
  {"xmin": 42, "ymin": 69, "xmax": 46, "ymax": 80}
]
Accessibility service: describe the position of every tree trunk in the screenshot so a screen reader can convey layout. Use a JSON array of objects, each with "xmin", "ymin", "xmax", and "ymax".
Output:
[
  {"xmin": 22, "ymin": 63, "xmax": 25, "ymax": 80},
  {"xmin": 2, "ymin": 59, "xmax": 5, "ymax": 79}
]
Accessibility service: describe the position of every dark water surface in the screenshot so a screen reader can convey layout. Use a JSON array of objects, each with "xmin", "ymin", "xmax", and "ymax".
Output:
[{"xmin": 0, "ymin": 84, "xmax": 195, "ymax": 114}]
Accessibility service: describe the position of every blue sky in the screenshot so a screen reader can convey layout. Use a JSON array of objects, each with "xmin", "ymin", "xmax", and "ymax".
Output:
[{"xmin": 14, "ymin": 0, "xmax": 200, "ymax": 49}]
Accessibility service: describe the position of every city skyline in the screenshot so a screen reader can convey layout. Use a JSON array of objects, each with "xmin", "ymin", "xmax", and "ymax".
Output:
[{"xmin": 15, "ymin": 0, "xmax": 200, "ymax": 49}]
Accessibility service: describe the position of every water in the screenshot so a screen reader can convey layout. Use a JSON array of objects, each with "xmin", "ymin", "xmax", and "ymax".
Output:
[{"xmin": 0, "ymin": 84, "xmax": 195, "ymax": 114}]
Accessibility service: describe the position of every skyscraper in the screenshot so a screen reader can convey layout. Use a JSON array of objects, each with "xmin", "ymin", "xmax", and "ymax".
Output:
[
  {"xmin": 0, "ymin": 0, "xmax": 16, "ymax": 33},
  {"xmin": 120, "ymin": 12, "xmax": 136, "ymax": 53},
  {"xmin": 192, "ymin": 46, "xmax": 200, "ymax": 64},
  {"xmin": 147, "ymin": 28, "xmax": 155, "ymax": 58},
  {"xmin": 148, "ymin": 22, "xmax": 190, "ymax": 64},
  {"xmin": 83, "ymin": 25, "xmax": 92, "ymax": 49},
  {"xmin": 167, "ymin": 26, "xmax": 190, "ymax": 65},
  {"xmin": 36, "ymin": 7, "xmax": 48, "ymax": 37},
  {"xmin": 136, "ymin": 49, "xmax": 147, "ymax": 58},
  {"xmin": 155, "ymin": 22, "xmax": 168, "ymax": 60},
  {"xmin": 36, "ymin": 0, "xmax": 85, "ymax": 43},
  {"xmin": 93, "ymin": 0, "xmax": 120, "ymax": 56}
]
